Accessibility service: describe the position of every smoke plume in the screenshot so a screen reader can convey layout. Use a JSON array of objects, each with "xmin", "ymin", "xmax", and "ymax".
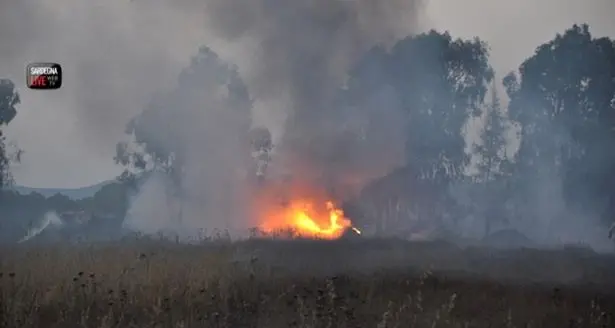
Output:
[
  {"xmin": 1, "ymin": 0, "xmax": 426, "ymax": 238},
  {"xmin": 202, "ymin": 0, "xmax": 426, "ymax": 197},
  {"xmin": 2, "ymin": 0, "xmax": 614, "ymax": 250},
  {"xmin": 118, "ymin": 0, "xmax": 428, "ymax": 239},
  {"xmin": 19, "ymin": 211, "xmax": 63, "ymax": 243}
]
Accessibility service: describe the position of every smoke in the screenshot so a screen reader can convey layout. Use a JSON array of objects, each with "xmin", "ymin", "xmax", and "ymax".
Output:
[
  {"xmin": 451, "ymin": 79, "xmax": 615, "ymax": 252},
  {"xmin": 123, "ymin": 172, "xmax": 181, "ymax": 238},
  {"xmin": 19, "ymin": 211, "xmax": 63, "ymax": 243},
  {"xmin": 5, "ymin": 0, "xmax": 607, "ymax": 250},
  {"xmin": 0, "ymin": 0, "xmax": 231, "ymax": 186},
  {"xmin": 1, "ymin": 0, "xmax": 427, "ymax": 239},
  {"xmin": 202, "ymin": 0, "xmax": 426, "ymax": 196},
  {"xmin": 118, "ymin": 46, "xmax": 255, "ymax": 240},
  {"xmin": 0, "ymin": 0, "xmax": 427, "ymax": 188},
  {"xmin": 116, "ymin": 0, "xmax": 428, "ymax": 240},
  {"xmin": 512, "ymin": 127, "xmax": 614, "ymax": 252}
]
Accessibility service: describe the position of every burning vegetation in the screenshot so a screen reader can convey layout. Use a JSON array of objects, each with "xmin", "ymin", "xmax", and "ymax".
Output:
[
  {"xmin": 2, "ymin": 3, "xmax": 615, "ymax": 325},
  {"xmin": 248, "ymin": 157, "xmax": 361, "ymax": 239},
  {"xmin": 257, "ymin": 198, "xmax": 359, "ymax": 239}
]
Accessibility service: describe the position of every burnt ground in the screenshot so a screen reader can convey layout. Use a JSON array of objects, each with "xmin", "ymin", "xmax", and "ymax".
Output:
[{"xmin": 1, "ymin": 238, "xmax": 615, "ymax": 327}]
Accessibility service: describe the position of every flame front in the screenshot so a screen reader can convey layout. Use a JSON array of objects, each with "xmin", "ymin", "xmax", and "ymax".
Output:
[{"xmin": 259, "ymin": 199, "xmax": 355, "ymax": 239}]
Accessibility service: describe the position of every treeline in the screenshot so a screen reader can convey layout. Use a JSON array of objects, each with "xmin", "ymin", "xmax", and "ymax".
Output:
[
  {"xmin": 0, "ymin": 182, "xmax": 130, "ymax": 242},
  {"xmin": 2, "ymin": 24, "xmax": 614, "ymax": 242},
  {"xmin": 351, "ymin": 24, "xmax": 615, "ymax": 240}
]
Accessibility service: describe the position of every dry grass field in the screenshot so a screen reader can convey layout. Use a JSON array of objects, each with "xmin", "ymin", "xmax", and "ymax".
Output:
[{"xmin": 1, "ymin": 238, "xmax": 615, "ymax": 327}]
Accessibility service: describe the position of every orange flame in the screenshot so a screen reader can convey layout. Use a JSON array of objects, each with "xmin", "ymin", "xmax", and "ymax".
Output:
[{"xmin": 259, "ymin": 199, "xmax": 355, "ymax": 239}]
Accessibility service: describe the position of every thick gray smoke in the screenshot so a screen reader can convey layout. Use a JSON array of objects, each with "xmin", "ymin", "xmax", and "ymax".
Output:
[
  {"xmin": 0, "ymin": 0, "xmax": 229, "ymax": 186},
  {"xmin": 0, "ymin": 0, "xmax": 426, "ymax": 239},
  {"xmin": 121, "ymin": 0, "xmax": 428, "ymax": 239},
  {"xmin": 4, "ymin": 0, "xmax": 612, "ymax": 250},
  {"xmin": 202, "ymin": 0, "xmax": 426, "ymax": 196},
  {"xmin": 121, "ymin": 48, "xmax": 255, "ymax": 238}
]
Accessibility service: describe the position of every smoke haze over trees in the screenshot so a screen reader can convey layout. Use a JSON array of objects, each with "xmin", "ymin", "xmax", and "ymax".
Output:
[
  {"xmin": 115, "ymin": 47, "xmax": 255, "ymax": 236},
  {"xmin": 0, "ymin": 2, "xmax": 614, "ymax": 250},
  {"xmin": 120, "ymin": 24, "xmax": 615, "ymax": 248},
  {"xmin": 502, "ymin": 24, "xmax": 615, "ymax": 246},
  {"xmin": 200, "ymin": 0, "xmax": 427, "ymax": 197}
]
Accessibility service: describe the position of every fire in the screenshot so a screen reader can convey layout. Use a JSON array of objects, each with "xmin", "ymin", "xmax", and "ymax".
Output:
[{"xmin": 259, "ymin": 199, "xmax": 359, "ymax": 239}]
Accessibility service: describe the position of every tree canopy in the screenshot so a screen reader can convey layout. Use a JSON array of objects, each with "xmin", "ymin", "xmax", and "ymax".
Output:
[
  {"xmin": 116, "ymin": 46, "xmax": 253, "ymax": 184},
  {"xmin": 506, "ymin": 24, "xmax": 615, "ymax": 222},
  {"xmin": 5, "ymin": 23, "xmax": 615, "ymax": 243},
  {"xmin": 0, "ymin": 79, "xmax": 20, "ymax": 189},
  {"xmin": 343, "ymin": 31, "xmax": 494, "ymax": 186},
  {"xmin": 340, "ymin": 30, "xmax": 494, "ymax": 235}
]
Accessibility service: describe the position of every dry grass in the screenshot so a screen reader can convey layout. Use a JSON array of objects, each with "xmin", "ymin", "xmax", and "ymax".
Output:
[{"xmin": 1, "ymin": 238, "xmax": 614, "ymax": 327}]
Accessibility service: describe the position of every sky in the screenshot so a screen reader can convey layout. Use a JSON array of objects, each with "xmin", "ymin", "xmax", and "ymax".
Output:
[{"xmin": 1, "ymin": 0, "xmax": 614, "ymax": 188}]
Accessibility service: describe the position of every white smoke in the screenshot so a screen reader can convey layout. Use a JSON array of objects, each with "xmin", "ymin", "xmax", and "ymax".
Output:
[
  {"xmin": 19, "ymin": 211, "xmax": 63, "ymax": 243},
  {"xmin": 116, "ymin": 1, "xmax": 428, "ymax": 241},
  {"xmin": 123, "ymin": 171, "xmax": 175, "ymax": 238}
]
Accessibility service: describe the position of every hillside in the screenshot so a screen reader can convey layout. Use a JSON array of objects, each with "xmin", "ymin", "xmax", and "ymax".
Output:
[{"xmin": 10, "ymin": 180, "xmax": 112, "ymax": 200}]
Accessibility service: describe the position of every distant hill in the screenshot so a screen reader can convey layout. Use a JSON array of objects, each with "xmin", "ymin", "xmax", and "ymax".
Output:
[{"xmin": 10, "ymin": 180, "xmax": 113, "ymax": 200}]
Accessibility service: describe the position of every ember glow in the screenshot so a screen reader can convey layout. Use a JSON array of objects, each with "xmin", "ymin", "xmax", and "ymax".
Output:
[{"xmin": 259, "ymin": 199, "xmax": 358, "ymax": 239}]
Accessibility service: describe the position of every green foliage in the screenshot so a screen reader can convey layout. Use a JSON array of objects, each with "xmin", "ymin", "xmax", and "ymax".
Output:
[
  {"xmin": 6, "ymin": 23, "xmax": 615, "ymax": 242},
  {"xmin": 474, "ymin": 85, "xmax": 510, "ymax": 181},
  {"xmin": 342, "ymin": 31, "xmax": 494, "ymax": 231},
  {"xmin": 472, "ymin": 85, "xmax": 513, "ymax": 234},
  {"xmin": 0, "ymin": 191, "xmax": 45, "ymax": 240},
  {"xmin": 0, "ymin": 79, "xmax": 20, "ymax": 189},
  {"xmin": 0, "ymin": 183, "xmax": 131, "ymax": 242},
  {"xmin": 346, "ymin": 31, "xmax": 494, "ymax": 185},
  {"xmin": 507, "ymin": 24, "xmax": 615, "ymax": 220},
  {"xmin": 89, "ymin": 182, "xmax": 130, "ymax": 217},
  {"xmin": 390, "ymin": 31, "xmax": 494, "ymax": 183},
  {"xmin": 46, "ymin": 193, "xmax": 75, "ymax": 212},
  {"xmin": 0, "ymin": 79, "xmax": 19, "ymax": 126}
]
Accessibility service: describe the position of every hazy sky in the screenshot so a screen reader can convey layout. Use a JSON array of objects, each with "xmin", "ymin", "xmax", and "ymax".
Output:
[{"xmin": 1, "ymin": 0, "xmax": 614, "ymax": 188}]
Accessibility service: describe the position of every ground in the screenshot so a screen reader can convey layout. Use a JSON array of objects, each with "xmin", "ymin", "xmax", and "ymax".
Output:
[{"xmin": 1, "ymin": 238, "xmax": 614, "ymax": 327}]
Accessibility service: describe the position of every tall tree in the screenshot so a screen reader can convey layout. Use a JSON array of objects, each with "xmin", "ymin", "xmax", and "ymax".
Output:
[
  {"xmin": 249, "ymin": 126, "xmax": 273, "ymax": 184},
  {"xmin": 116, "ymin": 46, "xmax": 252, "ymax": 182},
  {"xmin": 115, "ymin": 46, "xmax": 253, "ymax": 229},
  {"xmin": 506, "ymin": 24, "xmax": 615, "ymax": 222},
  {"xmin": 473, "ymin": 83, "xmax": 512, "ymax": 235},
  {"xmin": 0, "ymin": 79, "xmax": 20, "ymax": 189},
  {"xmin": 341, "ymin": 30, "xmax": 494, "ymax": 186},
  {"xmin": 390, "ymin": 31, "xmax": 494, "ymax": 185},
  {"xmin": 474, "ymin": 84, "xmax": 509, "ymax": 182},
  {"xmin": 342, "ymin": 31, "xmax": 494, "ymax": 235}
]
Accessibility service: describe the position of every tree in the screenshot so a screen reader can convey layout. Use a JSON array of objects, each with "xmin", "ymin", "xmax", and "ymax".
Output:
[
  {"xmin": 46, "ymin": 193, "xmax": 75, "ymax": 212},
  {"xmin": 506, "ymin": 24, "xmax": 615, "ymax": 223},
  {"xmin": 117, "ymin": 46, "xmax": 252, "ymax": 178},
  {"xmin": 0, "ymin": 79, "xmax": 20, "ymax": 189},
  {"xmin": 341, "ymin": 31, "xmax": 494, "ymax": 235},
  {"xmin": 340, "ymin": 30, "xmax": 494, "ymax": 185},
  {"xmin": 116, "ymin": 46, "xmax": 254, "ymax": 231},
  {"xmin": 474, "ymin": 84, "xmax": 509, "ymax": 182},
  {"xmin": 389, "ymin": 31, "xmax": 494, "ymax": 185},
  {"xmin": 89, "ymin": 182, "xmax": 130, "ymax": 217},
  {"xmin": 0, "ymin": 190, "xmax": 47, "ymax": 242},
  {"xmin": 473, "ymin": 83, "xmax": 512, "ymax": 235},
  {"xmin": 249, "ymin": 126, "xmax": 273, "ymax": 183}
]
